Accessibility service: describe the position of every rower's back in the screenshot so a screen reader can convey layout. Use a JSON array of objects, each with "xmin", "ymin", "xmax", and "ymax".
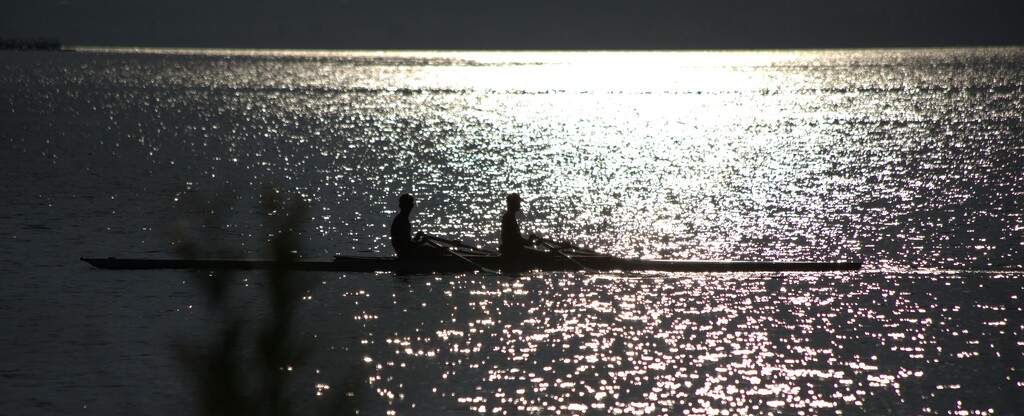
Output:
[
  {"xmin": 499, "ymin": 193, "xmax": 529, "ymax": 257},
  {"xmin": 390, "ymin": 194, "xmax": 416, "ymax": 258}
]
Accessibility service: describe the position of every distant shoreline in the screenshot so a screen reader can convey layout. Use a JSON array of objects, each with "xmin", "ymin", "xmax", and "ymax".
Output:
[{"xmin": 1, "ymin": 38, "xmax": 70, "ymax": 51}]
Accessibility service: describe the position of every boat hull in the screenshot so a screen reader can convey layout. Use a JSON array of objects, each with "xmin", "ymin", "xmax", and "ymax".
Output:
[{"xmin": 81, "ymin": 255, "xmax": 862, "ymax": 273}]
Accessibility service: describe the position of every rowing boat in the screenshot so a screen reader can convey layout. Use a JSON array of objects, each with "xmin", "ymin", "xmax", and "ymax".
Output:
[
  {"xmin": 80, "ymin": 254, "xmax": 861, "ymax": 273},
  {"xmin": 81, "ymin": 234, "xmax": 861, "ymax": 273}
]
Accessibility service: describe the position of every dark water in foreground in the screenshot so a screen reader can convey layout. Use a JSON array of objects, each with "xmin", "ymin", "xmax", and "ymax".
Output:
[{"xmin": 1, "ymin": 47, "xmax": 1023, "ymax": 414}]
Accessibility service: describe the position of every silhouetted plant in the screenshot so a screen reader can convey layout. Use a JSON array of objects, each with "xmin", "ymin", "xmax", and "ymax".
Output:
[{"xmin": 170, "ymin": 188, "xmax": 360, "ymax": 415}]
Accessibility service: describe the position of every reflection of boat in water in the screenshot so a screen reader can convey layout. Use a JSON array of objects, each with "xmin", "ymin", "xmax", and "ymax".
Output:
[
  {"xmin": 1, "ymin": 38, "xmax": 65, "ymax": 51},
  {"xmin": 81, "ymin": 235, "xmax": 862, "ymax": 273}
]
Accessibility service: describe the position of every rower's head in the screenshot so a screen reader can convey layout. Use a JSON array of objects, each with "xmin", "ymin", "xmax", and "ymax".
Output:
[
  {"xmin": 399, "ymin": 194, "xmax": 415, "ymax": 211},
  {"xmin": 506, "ymin": 193, "xmax": 522, "ymax": 211}
]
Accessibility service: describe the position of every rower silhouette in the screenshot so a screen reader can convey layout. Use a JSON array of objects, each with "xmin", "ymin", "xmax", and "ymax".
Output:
[
  {"xmin": 500, "ymin": 193, "xmax": 535, "ymax": 257},
  {"xmin": 390, "ymin": 194, "xmax": 442, "ymax": 259}
]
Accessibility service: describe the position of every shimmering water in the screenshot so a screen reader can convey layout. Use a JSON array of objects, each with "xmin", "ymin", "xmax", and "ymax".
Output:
[{"xmin": 1, "ymin": 47, "xmax": 1023, "ymax": 415}]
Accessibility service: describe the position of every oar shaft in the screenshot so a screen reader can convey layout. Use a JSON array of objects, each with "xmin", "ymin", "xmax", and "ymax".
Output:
[
  {"xmin": 422, "ymin": 234, "xmax": 497, "ymax": 255},
  {"xmin": 535, "ymin": 236, "xmax": 598, "ymax": 273},
  {"xmin": 423, "ymin": 239, "xmax": 499, "ymax": 274},
  {"xmin": 532, "ymin": 235, "xmax": 597, "ymax": 254}
]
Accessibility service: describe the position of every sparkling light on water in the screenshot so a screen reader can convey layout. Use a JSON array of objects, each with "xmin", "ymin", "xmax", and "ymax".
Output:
[
  {"xmin": 1, "ymin": 47, "xmax": 1022, "ymax": 414},
  {"xmin": 331, "ymin": 270, "xmax": 1023, "ymax": 414}
]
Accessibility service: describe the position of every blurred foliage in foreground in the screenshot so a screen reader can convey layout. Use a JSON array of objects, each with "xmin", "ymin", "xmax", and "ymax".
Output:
[{"xmin": 169, "ymin": 188, "xmax": 362, "ymax": 416}]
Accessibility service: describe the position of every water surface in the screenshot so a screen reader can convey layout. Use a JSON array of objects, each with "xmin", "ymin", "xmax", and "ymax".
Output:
[{"xmin": 1, "ymin": 47, "xmax": 1022, "ymax": 415}]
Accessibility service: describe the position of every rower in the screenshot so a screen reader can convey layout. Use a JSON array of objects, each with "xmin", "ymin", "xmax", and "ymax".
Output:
[
  {"xmin": 500, "ymin": 193, "xmax": 535, "ymax": 257},
  {"xmin": 390, "ymin": 194, "xmax": 441, "ymax": 259}
]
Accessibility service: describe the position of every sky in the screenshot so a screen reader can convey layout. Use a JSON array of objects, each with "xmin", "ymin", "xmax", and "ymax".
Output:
[{"xmin": 4, "ymin": 0, "xmax": 1023, "ymax": 50}]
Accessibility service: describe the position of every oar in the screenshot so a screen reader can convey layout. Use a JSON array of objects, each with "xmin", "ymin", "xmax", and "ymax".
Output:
[
  {"xmin": 420, "ymin": 234, "xmax": 498, "ymax": 255},
  {"xmin": 532, "ymin": 234, "xmax": 599, "ymax": 273},
  {"xmin": 537, "ymin": 237, "xmax": 602, "ymax": 256},
  {"xmin": 422, "ymin": 237, "xmax": 499, "ymax": 274}
]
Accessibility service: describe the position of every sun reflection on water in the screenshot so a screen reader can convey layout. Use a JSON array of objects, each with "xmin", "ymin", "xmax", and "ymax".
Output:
[
  {"xmin": 333, "ymin": 269, "xmax": 1023, "ymax": 414},
  {"xmin": 62, "ymin": 48, "xmax": 1020, "ymax": 268},
  {"xmin": 142, "ymin": 48, "xmax": 1020, "ymax": 413},
  {"xmin": 10, "ymin": 47, "xmax": 1022, "ymax": 413}
]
